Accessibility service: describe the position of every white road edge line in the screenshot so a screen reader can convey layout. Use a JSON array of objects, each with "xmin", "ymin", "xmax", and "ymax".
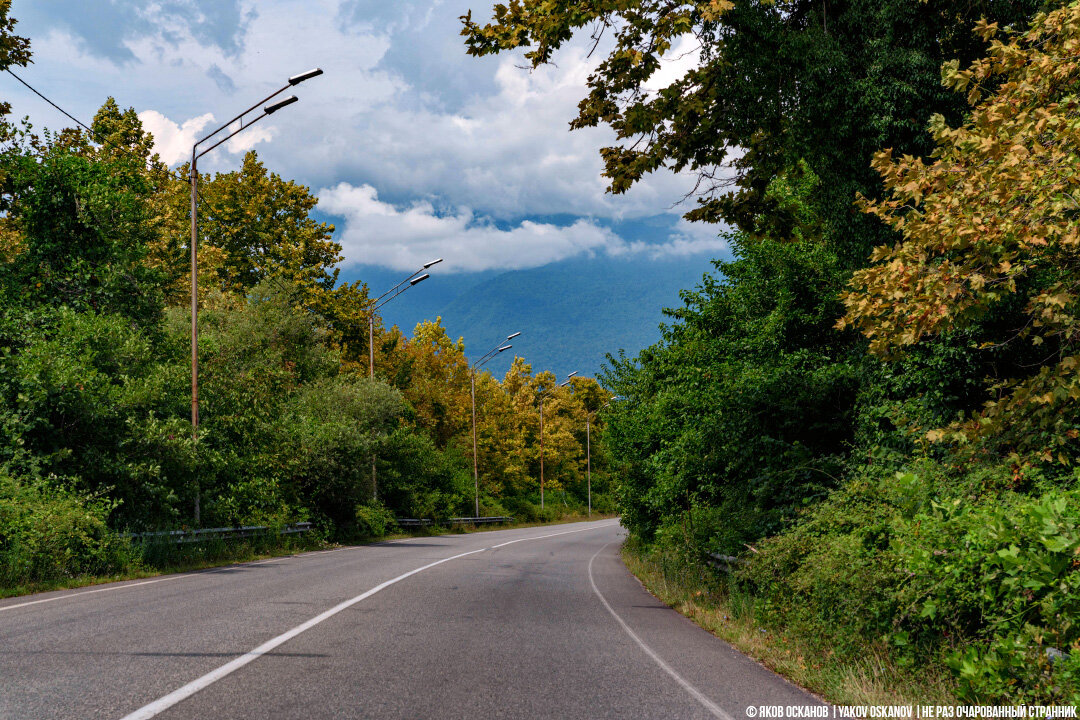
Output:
[
  {"xmin": 118, "ymin": 522, "xmax": 615, "ymax": 720},
  {"xmin": 588, "ymin": 541, "xmax": 735, "ymax": 720},
  {"xmin": 0, "ymin": 576, "xmax": 187, "ymax": 613},
  {"xmin": 0, "ymin": 544, "xmax": 383, "ymax": 613},
  {"xmin": 0, "ymin": 554, "xmax": 297, "ymax": 613},
  {"xmin": 489, "ymin": 521, "xmax": 619, "ymax": 549}
]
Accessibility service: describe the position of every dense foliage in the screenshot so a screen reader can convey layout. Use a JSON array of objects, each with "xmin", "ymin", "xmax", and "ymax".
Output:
[
  {"xmin": 841, "ymin": 7, "xmax": 1080, "ymax": 459},
  {"xmin": 467, "ymin": 0, "xmax": 1080, "ymax": 702},
  {"xmin": 0, "ymin": 16, "xmax": 614, "ymax": 590},
  {"xmin": 4, "ymin": 0, "xmax": 1079, "ymax": 704}
]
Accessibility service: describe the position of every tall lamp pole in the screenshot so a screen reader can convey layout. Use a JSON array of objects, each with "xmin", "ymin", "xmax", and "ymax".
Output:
[
  {"xmin": 539, "ymin": 371, "xmax": 576, "ymax": 510},
  {"xmin": 189, "ymin": 67, "xmax": 322, "ymax": 525},
  {"xmin": 469, "ymin": 332, "xmax": 521, "ymax": 517},
  {"xmin": 366, "ymin": 258, "xmax": 443, "ymax": 500}
]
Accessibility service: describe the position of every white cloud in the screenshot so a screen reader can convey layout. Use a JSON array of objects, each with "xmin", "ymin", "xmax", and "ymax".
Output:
[
  {"xmin": 319, "ymin": 182, "xmax": 727, "ymax": 272},
  {"xmin": 319, "ymin": 182, "xmax": 621, "ymax": 272},
  {"xmin": 12, "ymin": 0, "xmax": 730, "ymax": 272},
  {"xmin": 620, "ymin": 219, "xmax": 730, "ymax": 259},
  {"xmin": 137, "ymin": 111, "xmax": 276, "ymax": 165},
  {"xmin": 224, "ymin": 120, "xmax": 275, "ymax": 155},
  {"xmin": 138, "ymin": 111, "xmax": 212, "ymax": 165}
]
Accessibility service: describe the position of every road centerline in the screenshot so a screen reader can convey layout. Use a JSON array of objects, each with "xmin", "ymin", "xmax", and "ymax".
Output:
[{"xmin": 117, "ymin": 522, "xmax": 615, "ymax": 720}]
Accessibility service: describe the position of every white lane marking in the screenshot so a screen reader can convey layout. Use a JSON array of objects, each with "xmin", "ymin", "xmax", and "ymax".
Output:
[
  {"xmin": 0, "ymin": 576, "xmax": 188, "ymax": 613},
  {"xmin": 0, "ymin": 555, "xmax": 298, "ymax": 613},
  {"xmin": 490, "ymin": 521, "xmax": 619, "ymax": 549},
  {"xmin": 588, "ymin": 542, "xmax": 734, "ymax": 720},
  {"xmin": 119, "ymin": 522, "xmax": 616, "ymax": 720},
  {"xmin": 119, "ymin": 547, "xmax": 488, "ymax": 720},
  {"xmin": 0, "ymin": 547, "xmax": 380, "ymax": 614}
]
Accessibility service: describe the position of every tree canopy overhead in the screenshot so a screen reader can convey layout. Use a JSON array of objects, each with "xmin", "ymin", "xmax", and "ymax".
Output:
[
  {"xmin": 840, "ymin": 3, "xmax": 1080, "ymax": 458},
  {"xmin": 463, "ymin": 0, "xmax": 1047, "ymax": 261},
  {"xmin": 0, "ymin": 0, "xmax": 30, "ymax": 118}
]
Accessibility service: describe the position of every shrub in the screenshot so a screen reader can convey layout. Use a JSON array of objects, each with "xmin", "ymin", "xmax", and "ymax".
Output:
[
  {"xmin": 895, "ymin": 489, "xmax": 1080, "ymax": 703},
  {"xmin": 0, "ymin": 472, "xmax": 133, "ymax": 586},
  {"xmin": 738, "ymin": 464, "xmax": 1080, "ymax": 703},
  {"xmin": 354, "ymin": 504, "xmax": 396, "ymax": 538}
]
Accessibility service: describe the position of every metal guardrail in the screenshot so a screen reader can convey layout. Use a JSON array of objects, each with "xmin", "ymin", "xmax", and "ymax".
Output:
[
  {"xmin": 122, "ymin": 522, "xmax": 313, "ymax": 544},
  {"xmin": 705, "ymin": 551, "xmax": 744, "ymax": 573},
  {"xmin": 396, "ymin": 516, "xmax": 514, "ymax": 528}
]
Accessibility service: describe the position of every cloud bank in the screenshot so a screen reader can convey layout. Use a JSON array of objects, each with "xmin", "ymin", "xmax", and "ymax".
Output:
[
  {"xmin": 319, "ymin": 183, "xmax": 726, "ymax": 272},
  {"xmin": 9, "ymin": 0, "xmax": 731, "ymax": 274}
]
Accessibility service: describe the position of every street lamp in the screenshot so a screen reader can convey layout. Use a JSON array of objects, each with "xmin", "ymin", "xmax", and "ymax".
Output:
[
  {"xmin": 469, "ymin": 332, "xmax": 521, "ymax": 517},
  {"xmin": 366, "ymin": 258, "xmax": 442, "ymax": 499},
  {"xmin": 189, "ymin": 67, "xmax": 323, "ymax": 525},
  {"xmin": 538, "ymin": 371, "xmax": 576, "ymax": 510}
]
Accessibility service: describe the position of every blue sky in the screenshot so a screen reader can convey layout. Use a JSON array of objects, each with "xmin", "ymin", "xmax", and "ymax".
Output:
[
  {"xmin": 7, "ymin": 1, "xmax": 727, "ymax": 272},
  {"xmin": 6, "ymin": 1, "xmax": 731, "ymax": 374}
]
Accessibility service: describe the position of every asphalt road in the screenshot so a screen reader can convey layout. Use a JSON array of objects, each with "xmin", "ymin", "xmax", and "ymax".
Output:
[{"xmin": 0, "ymin": 519, "xmax": 824, "ymax": 719}]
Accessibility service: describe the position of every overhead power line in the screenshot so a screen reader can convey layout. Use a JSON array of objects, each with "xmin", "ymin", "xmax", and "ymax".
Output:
[
  {"xmin": 6, "ymin": 68, "xmax": 94, "ymax": 134},
  {"xmin": 4, "ymin": 68, "xmax": 215, "ymax": 193},
  {"xmin": 2, "ymin": 68, "xmax": 239, "ymax": 220},
  {"xmin": 2, "ymin": 68, "xmax": 312, "ymax": 295},
  {"xmin": 5, "ymin": 67, "xmax": 192, "ymax": 182}
]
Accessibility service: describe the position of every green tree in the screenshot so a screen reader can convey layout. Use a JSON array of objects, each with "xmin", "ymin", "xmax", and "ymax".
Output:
[
  {"xmin": 600, "ymin": 166, "xmax": 859, "ymax": 544},
  {"xmin": 166, "ymin": 152, "xmax": 340, "ymax": 297},
  {"xmin": 462, "ymin": 0, "xmax": 1046, "ymax": 263},
  {"xmin": 0, "ymin": 121, "xmax": 165, "ymax": 329},
  {"xmin": 840, "ymin": 4, "xmax": 1080, "ymax": 460},
  {"xmin": 397, "ymin": 318, "xmax": 472, "ymax": 449},
  {"xmin": 0, "ymin": 0, "xmax": 31, "ymax": 117}
]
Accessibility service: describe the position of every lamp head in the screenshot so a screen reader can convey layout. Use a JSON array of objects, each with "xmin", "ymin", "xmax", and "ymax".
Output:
[
  {"xmin": 288, "ymin": 68, "xmax": 323, "ymax": 85},
  {"xmin": 265, "ymin": 95, "xmax": 299, "ymax": 114}
]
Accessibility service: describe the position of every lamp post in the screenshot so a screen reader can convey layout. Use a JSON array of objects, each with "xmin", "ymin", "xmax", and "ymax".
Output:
[
  {"xmin": 189, "ymin": 67, "xmax": 322, "ymax": 525},
  {"xmin": 586, "ymin": 409, "xmax": 595, "ymax": 517},
  {"xmin": 469, "ymin": 332, "xmax": 521, "ymax": 517},
  {"xmin": 538, "ymin": 371, "xmax": 576, "ymax": 510},
  {"xmin": 366, "ymin": 258, "xmax": 442, "ymax": 500}
]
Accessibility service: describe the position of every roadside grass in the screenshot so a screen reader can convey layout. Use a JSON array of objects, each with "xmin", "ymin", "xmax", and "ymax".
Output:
[
  {"xmin": 0, "ymin": 513, "xmax": 618, "ymax": 600},
  {"xmin": 0, "ymin": 533, "xmax": 324, "ymax": 600},
  {"xmin": 621, "ymin": 542, "xmax": 958, "ymax": 708}
]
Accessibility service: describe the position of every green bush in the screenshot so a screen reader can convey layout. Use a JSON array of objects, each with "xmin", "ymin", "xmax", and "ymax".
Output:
[
  {"xmin": 895, "ymin": 488, "xmax": 1080, "ymax": 703},
  {"xmin": 508, "ymin": 498, "xmax": 563, "ymax": 523},
  {"xmin": 354, "ymin": 504, "xmax": 397, "ymax": 538},
  {"xmin": 736, "ymin": 464, "xmax": 1080, "ymax": 703},
  {"xmin": 0, "ymin": 472, "xmax": 133, "ymax": 586}
]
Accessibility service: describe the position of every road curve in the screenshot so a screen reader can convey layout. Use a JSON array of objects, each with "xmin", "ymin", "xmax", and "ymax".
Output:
[{"xmin": 0, "ymin": 519, "xmax": 823, "ymax": 719}]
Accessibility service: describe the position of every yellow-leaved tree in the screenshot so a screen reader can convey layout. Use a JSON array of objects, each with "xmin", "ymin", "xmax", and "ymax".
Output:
[{"xmin": 839, "ymin": 3, "xmax": 1080, "ymax": 459}]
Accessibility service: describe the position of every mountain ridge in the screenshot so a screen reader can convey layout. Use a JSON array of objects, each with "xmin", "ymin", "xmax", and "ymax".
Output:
[{"xmin": 342, "ymin": 254, "xmax": 723, "ymax": 382}]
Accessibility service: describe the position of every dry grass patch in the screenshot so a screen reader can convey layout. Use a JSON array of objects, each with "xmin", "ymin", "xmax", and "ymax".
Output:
[{"xmin": 622, "ymin": 545, "xmax": 957, "ymax": 707}]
